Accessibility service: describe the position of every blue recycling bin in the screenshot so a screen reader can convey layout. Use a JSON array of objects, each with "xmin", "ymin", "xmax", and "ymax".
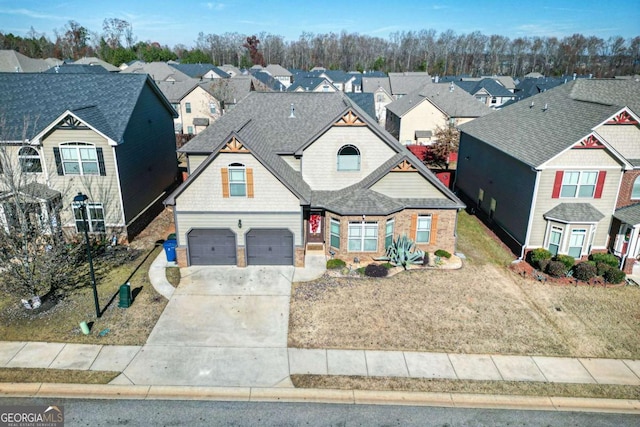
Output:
[{"xmin": 163, "ymin": 239, "xmax": 177, "ymax": 262}]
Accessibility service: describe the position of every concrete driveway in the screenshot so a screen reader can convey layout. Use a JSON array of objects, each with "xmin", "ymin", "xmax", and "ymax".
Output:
[{"xmin": 123, "ymin": 265, "xmax": 295, "ymax": 387}]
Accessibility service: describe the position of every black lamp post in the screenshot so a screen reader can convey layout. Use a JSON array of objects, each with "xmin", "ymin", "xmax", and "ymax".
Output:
[{"xmin": 73, "ymin": 192, "xmax": 100, "ymax": 318}]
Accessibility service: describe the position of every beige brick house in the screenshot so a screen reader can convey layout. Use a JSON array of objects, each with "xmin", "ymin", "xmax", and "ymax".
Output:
[{"xmin": 165, "ymin": 92, "xmax": 465, "ymax": 267}]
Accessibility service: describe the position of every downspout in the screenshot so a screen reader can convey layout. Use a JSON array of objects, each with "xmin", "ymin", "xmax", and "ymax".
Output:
[{"xmin": 521, "ymin": 167, "xmax": 542, "ymax": 260}]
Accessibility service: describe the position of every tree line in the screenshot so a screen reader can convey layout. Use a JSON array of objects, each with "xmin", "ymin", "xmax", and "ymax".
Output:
[{"xmin": 1, "ymin": 19, "xmax": 639, "ymax": 77}]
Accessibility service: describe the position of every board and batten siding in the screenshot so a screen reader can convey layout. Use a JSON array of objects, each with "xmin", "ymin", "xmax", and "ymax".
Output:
[
  {"xmin": 371, "ymin": 171, "xmax": 447, "ymax": 198},
  {"xmin": 596, "ymin": 123, "xmax": 640, "ymax": 160},
  {"xmin": 529, "ymin": 159, "xmax": 623, "ymax": 249},
  {"xmin": 43, "ymin": 128, "xmax": 123, "ymax": 227},
  {"xmin": 175, "ymin": 152, "xmax": 300, "ymax": 212},
  {"xmin": 117, "ymin": 82, "xmax": 178, "ymax": 224},
  {"xmin": 301, "ymin": 126, "xmax": 396, "ymax": 190},
  {"xmin": 175, "ymin": 212, "xmax": 302, "ymax": 246}
]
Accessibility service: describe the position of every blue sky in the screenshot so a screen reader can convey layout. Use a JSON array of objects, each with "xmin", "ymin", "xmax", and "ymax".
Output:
[{"xmin": 0, "ymin": 0, "xmax": 638, "ymax": 48}]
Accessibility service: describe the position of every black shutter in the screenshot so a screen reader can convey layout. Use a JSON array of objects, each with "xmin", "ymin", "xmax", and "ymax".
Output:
[
  {"xmin": 53, "ymin": 147, "xmax": 64, "ymax": 175},
  {"xmin": 96, "ymin": 147, "xmax": 106, "ymax": 176}
]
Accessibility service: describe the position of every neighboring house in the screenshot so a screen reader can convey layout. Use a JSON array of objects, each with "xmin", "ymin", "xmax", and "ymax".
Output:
[
  {"xmin": 513, "ymin": 77, "xmax": 568, "ymax": 102},
  {"xmin": 169, "ymin": 63, "xmax": 230, "ymax": 80},
  {"xmin": 249, "ymin": 70, "xmax": 287, "ymax": 91},
  {"xmin": 264, "ymin": 64, "xmax": 293, "ymax": 87},
  {"xmin": 456, "ymin": 79, "xmax": 640, "ymax": 271},
  {"xmin": 164, "ymin": 92, "xmax": 465, "ymax": 267},
  {"xmin": 289, "ymin": 77, "xmax": 337, "ymax": 92},
  {"xmin": 319, "ymin": 70, "xmax": 357, "ymax": 92},
  {"xmin": 0, "ymin": 73, "xmax": 178, "ymax": 242},
  {"xmin": 362, "ymin": 76, "xmax": 393, "ymax": 125},
  {"xmin": 119, "ymin": 60, "xmax": 145, "ymax": 71},
  {"xmin": 385, "ymin": 83, "xmax": 491, "ymax": 145},
  {"xmin": 345, "ymin": 93, "xmax": 376, "ymax": 122},
  {"xmin": 388, "ymin": 72, "xmax": 432, "ymax": 99},
  {"xmin": 219, "ymin": 64, "xmax": 243, "ymax": 77},
  {"xmin": 0, "ymin": 50, "xmax": 51, "ymax": 72},
  {"xmin": 454, "ymin": 78, "xmax": 516, "ymax": 108},
  {"xmin": 73, "ymin": 57, "xmax": 120, "ymax": 72},
  {"xmin": 156, "ymin": 79, "xmax": 222, "ymax": 135},
  {"xmin": 121, "ymin": 62, "xmax": 191, "ymax": 82},
  {"xmin": 43, "ymin": 63, "xmax": 109, "ymax": 74}
]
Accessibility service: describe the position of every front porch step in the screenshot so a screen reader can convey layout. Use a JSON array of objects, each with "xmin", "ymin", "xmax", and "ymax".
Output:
[{"xmin": 306, "ymin": 243, "xmax": 325, "ymax": 252}]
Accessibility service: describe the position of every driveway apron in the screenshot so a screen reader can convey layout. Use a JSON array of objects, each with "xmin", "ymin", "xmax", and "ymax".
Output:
[{"xmin": 123, "ymin": 265, "xmax": 294, "ymax": 387}]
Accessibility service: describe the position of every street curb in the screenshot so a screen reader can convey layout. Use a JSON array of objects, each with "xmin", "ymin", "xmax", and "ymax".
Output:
[{"xmin": 1, "ymin": 382, "xmax": 639, "ymax": 414}]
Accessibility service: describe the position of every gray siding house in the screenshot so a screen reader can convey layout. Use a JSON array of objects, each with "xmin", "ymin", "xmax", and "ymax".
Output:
[
  {"xmin": 456, "ymin": 79, "xmax": 640, "ymax": 265},
  {"xmin": 0, "ymin": 73, "xmax": 178, "ymax": 242}
]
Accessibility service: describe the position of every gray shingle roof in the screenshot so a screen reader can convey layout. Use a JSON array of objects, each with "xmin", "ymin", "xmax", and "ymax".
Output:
[
  {"xmin": 121, "ymin": 62, "xmax": 191, "ymax": 82},
  {"xmin": 543, "ymin": 203, "xmax": 605, "ymax": 223},
  {"xmin": 156, "ymin": 79, "xmax": 200, "ymax": 102},
  {"xmin": 0, "ymin": 73, "xmax": 175, "ymax": 143},
  {"xmin": 459, "ymin": 79, "xmax": 640, "ymax": 167},
  {"xmin": 168, "ymin": 91, "xmax": 464, "ymax": 211},
  {"xmin": 362, "ymin": 77, "xmax": 391, "ymax": 95},
  {"xmin": 169, "ymin": 63, "xmax": 229, "ymax": 79},
  {"xmin": 0, "ymin": 50, "xmax": 50, "ymax": 72},
  {"xmin": 386, "ymin": 83, "xmax": 492, "ymax": 118},
  {"xmin": 265, "ymin": 64, "xmax": 292, "ymax": 77},
  {"xmin": 614, "ymin": 203, "xmax": 640, "ymax": 225},
  {"xmin": 288, "ymin": 77, "xmax": 334, "ymax": 92},
  {"xmin": 43, "ymin": 63, "xmax": 109, "ymax": 74},
  {"xmin": 388, "ymin": 72, "xmax": 432, "ymax": 95},
  {"xmin": 73, "ymin": 57, "xmax": 120, "ymax": 72}
]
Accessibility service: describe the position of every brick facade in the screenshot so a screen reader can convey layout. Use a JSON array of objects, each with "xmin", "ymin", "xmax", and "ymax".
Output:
[
  {"xmin": 325, "ymin": 209, "xmax": 458, "ymax": 263},
  {"xmin": 616, "ymin": 170, "xmax": 640, "ymax": 209}
]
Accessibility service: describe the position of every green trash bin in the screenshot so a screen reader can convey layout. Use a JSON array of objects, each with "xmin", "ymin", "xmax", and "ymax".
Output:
[{"xmin": 118, "ymin": 282, "xmax": 132, "ymax": 308}]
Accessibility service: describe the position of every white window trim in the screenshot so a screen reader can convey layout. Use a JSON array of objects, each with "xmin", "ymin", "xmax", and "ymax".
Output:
[
  {"xmin": 330, "ymin": 218, "xmax": 340, "ymax": 249},
  {"xmin": 568, "ymin": 228, "xmax": 587, "ymax": 258},
  {"xmin": 228, "ymin": 164, "xmax": 247, "ymax": 197},
  {"xmin": 60, "ymin": 142, "xmax": 99, "ymax": 176},
  {"xmin": 632, "ymin": 176, "xmax": 640, "ymax": 200},
  {"xmin": 348, "ymin": 221, "xmax": 378, "ymax": 252},
  {"xmin": 416, "ymin": 215, "xmax": 432, "ymax": 244},
  {"xmin": 560, "ymin": 170, "xmax": 598, "ymax": 198},
  {"xmin": 18, "ymin": 146, "xmax": 42, "ymax": 173},
  {"xmin": 337, "ymin": 145, "xmax": 361, "ymax": 171},
  {"xmin": 73, "ymin": 202, "xmax": 105, "ymax": 233}
]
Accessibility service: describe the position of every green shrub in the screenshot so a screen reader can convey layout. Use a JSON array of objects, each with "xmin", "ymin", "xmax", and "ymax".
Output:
[
  {"xmin": 603, "ymin": 268, "xmax": 626, "ymax": 284},
  {"xmin": 595, "ymin": 262, "xmax": 612, "ymax": 276},
  {"xmin": 546, "ymin": 260, "xmax": 568, "ymax": 277},
  {"xmin": 380, "ymin": 234, "xmax": 424, "ymax": 270},
  {"xmin": 529, "ymin": 248, "xmax": 552, "ymax": 269},
  {"xmin": 356, "ymin": 266, "xmax": 366, "ymax": 276},
  {"xmin": 364, "ymin": 263, "xmax": 389, "ymax": 277},
  {"xmin": 554, "ymin": 254, "xmax": 575, "ymax": 270},
  {"xmin": 588, "ymin": 253, "xmax": 619, "ymax": 268},
  {"xmin": 572, "ymin": 262, "xmax": 597, "ymax": 281},
  {"xmin": 380, "ymin": 262, "xmax": 394, "ymax": 269},
  {"xmin": 434, "ymin": 249, "xmax": 451, "ymax": 259},
  {"xmin": 327, "ymin": 258, "xmax": 346, "ymax": 269}
]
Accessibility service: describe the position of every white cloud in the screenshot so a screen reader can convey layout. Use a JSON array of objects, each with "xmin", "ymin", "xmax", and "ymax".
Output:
[
  {"xmin": 204, "ymin": 2, "xmax": 225, "ymax": 11},
  {"xmin": 0, "ymin": 7, "xmax": 69, "ymax": 21}
]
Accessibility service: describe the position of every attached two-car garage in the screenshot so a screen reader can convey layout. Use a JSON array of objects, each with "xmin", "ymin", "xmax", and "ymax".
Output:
[{"xmin": 187, "ymin": 228, "xmax": 294, "ymax": 266}]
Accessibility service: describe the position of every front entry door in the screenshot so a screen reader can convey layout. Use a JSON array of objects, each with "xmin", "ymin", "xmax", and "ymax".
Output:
[{"xmin": 307, "ymin": 212, "xmax": 324, "ymax": 244}]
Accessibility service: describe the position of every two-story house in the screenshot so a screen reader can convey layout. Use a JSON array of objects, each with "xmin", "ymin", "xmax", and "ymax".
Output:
[
  {"xmin": 164, "ymin": 92, "xmax": 465, "ymax": 267},
  {"xmin": 456, "ymin": 79, "xmax": 640, "ymax": 269},
  {"xmin": 385, "ymin": 82, "xmax": 491, "ymax": 145},
  {"xmin": 0, "ymin": 73, "xmax": 178, "ymax": 242},
  {"xmin": 157, "ymin": 79, "xmax": 222, "ymax": 135}
]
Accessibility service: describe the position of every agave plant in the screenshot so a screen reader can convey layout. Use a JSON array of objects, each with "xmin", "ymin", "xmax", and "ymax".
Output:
[{"xmin": 378, "ymin": 234, "xmax": 424, "ymax": 270}]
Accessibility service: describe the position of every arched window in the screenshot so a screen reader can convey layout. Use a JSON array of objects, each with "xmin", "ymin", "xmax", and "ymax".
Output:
[
  {"xmin": 18, "ymin": 147, "xmax": 42, "ymax": 173},
  {"xmin": 337, "ymin": 145, "xmax": 360, "ymax": 171},
  {"xmin": 632, "ymin": 176, "xmax": 640, "ymax": 199}
]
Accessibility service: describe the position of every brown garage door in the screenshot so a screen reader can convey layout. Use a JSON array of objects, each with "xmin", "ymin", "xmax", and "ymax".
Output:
[
  {"xmin": 246, "ymin": 228, "xmax": 294, "ymax": 265},
  {"xmin": 187, "ymin": 228, "xmax": 236, "ymax": 265}
]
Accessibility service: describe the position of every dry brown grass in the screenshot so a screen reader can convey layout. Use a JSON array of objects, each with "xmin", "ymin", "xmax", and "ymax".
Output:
[
  {"xmin": 0, "ymin": 209, "xmax": 175, "ymax": 346},
  {"xmin": 289, "ymin": 213, "xmax": 640, "ymax": 359},
  {"xmin": 292, "ymin": 375, "xmax": 640, "ymax": 400},
  {"xmin": 0, "ymin": 368, "xmax": 118, "ymax": 384}
]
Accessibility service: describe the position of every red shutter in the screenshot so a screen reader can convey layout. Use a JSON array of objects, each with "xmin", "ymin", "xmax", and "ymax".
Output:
[
  {"xmin": 552, "ymin": 171, "xmax": 564, "ymax": 198},
  {"xmin": 594, "ymin": 170, "xmax": 606, "ymax": 199}
]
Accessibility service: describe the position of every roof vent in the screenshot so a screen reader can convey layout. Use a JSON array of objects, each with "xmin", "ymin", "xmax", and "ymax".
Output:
[
  {"xmin": 289, "ymin": 103, "xmax": 296, "ymax": 118},
  {"xmin": 529, "ymin": 101, "xmax": 535, "ymax": 109},
  {"xmin": 543, "ymin": 103, "xmax": 548, "ymax": 112},
  {"xmin": 449, "ymin": 82, "xmax": 454, "ymax": 92}
]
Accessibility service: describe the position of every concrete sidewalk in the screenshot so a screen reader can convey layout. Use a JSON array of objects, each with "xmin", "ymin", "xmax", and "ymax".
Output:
[{"xmin": 1, "ymin": 340, "xmax": 639, "ymax": 387}]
